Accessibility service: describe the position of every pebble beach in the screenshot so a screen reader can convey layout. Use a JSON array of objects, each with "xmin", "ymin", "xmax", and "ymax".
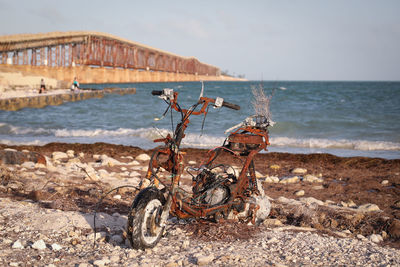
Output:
[{"xmin": 1, "ymin": 142, "xmax": 399, "ymax": 266}]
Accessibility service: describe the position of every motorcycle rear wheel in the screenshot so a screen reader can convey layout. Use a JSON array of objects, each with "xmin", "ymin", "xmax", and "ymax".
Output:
[{"xmin": 127, "ymin": 187, "xmax": 166, "ymax": 249}]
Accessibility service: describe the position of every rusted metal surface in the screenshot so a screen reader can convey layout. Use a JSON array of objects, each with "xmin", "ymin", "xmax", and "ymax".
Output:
[
  {"xmin": 0, "ymin": 31, "xmax": 220, "ymax": 76},
  {"xmin": 144, "ymin": 90, "xmax": 268, "ymax": 220}
]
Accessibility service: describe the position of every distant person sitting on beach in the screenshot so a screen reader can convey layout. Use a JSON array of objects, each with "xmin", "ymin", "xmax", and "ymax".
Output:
[
  {"xmin": 39, "ymin": 78, "xmax": 46, "ymax": 94},
  {"xmin": 71, "ymin": 77, "xmax": 80, "ymax": 92}
]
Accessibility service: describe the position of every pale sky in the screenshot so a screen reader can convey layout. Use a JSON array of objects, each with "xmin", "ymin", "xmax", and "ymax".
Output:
[{"xmin": 0, "ymin": 0, "xmax": 399, "ymax": 81}]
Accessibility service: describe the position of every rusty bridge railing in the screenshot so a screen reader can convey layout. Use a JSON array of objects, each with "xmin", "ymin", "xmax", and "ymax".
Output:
[{"xmin": 0, "ymin": 31, "xmax": 220, "ymax": 76}]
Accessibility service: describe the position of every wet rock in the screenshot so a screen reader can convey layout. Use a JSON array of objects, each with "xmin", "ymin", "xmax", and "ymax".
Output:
[
  {"xmin": 135, "ymin": 153, "xmax": 151, "ymax": 161},
  {"xmin": 291, "ymin": 168, "xmax": 307, "ymax": 174},
  {"xmin": 31, "ymin": 239, "xmax": 46, "ymax": 250},
  {"xmin": 357, "ymin": 203, "xmax": 380, "ymax": 212}
]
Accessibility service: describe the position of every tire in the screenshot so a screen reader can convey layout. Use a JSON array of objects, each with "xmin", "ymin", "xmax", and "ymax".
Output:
[{"xmin": 127, "ymin": 187, "xmax": 166, "ymax": 249}]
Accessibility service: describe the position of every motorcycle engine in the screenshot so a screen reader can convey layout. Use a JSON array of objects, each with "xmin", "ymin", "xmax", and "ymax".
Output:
[
  {"xmin": 204, "ymin": 185, "xmax": 229, "ymax": 206},
  {"xmin": 192, "ymin": 167, "xmax": 234, "ymax": 206}
]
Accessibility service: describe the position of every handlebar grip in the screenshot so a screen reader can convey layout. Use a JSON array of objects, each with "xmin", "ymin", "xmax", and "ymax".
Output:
[
  {"xmin": 222, "ymin": 101, "xmax": 240, "ymax": 110},
  {"xmin": 151, "ymin": 90, "xmax": 163, "ymax": 96}
]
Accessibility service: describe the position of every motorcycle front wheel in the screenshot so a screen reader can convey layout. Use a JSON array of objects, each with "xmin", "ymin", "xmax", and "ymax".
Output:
[{"xmin": 127, "ymin": 187, "xmax": 166, "ymax": 249}]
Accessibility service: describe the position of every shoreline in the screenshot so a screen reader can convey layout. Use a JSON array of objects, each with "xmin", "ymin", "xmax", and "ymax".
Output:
[{"xmin": 1, "ymin": 141, "xmax": 399, "ymax": 215}]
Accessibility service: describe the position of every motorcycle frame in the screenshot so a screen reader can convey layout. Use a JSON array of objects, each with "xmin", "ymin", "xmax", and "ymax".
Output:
[{"xmin": 144, "ymin": 91, "xmax": 270, "ymax": 222}]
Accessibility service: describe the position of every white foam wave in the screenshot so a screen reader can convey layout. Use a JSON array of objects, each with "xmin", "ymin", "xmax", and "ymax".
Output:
[
  {"xmin": 270, "ymin": 137, "xmax": 400, "ymax": 151},
  {"xmin": 54, "ymin": 127, "xmax": 172, "ymax": 140},
  {"xmin": 181, "ymin": 134, "xmax": 225, "ymax": 148},
  {"xmin": 0, "ymin": 139, "xmax": 45, "ymax": 146},
  {"xmin": 181, "ymin": 135, "xmax": 400, "ymax": 151},
  {"xmin": 0, "ymin": 123, "xmax": 50, "ymax": 135},
  {"xmin": 2, "ymin": 123, "xmax": 399, "ymax": 152}
]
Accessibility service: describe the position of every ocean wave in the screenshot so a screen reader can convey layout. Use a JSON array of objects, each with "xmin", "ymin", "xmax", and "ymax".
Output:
[
  {"xmin": 181, "ymin": 134, "xmax": 225, "ymax": 148},
  {"xmin": 53, "ymin": 127, "xmax": 226, "ymax": 147},
  {"xmin": 270, "ymin": 137, "xmax": 400, "ymax": 151},
  {"xmin": 54, "ymin": 127, "xmax": 172, "ymax": 140},
  {"xmin": 0, "ymin": 123, "xmax": 50, "ymax": 135},
  {"xmin": 0, "ymin": 139, "xmax": 45, "ymax": 146},
  {"xmin": 2, "ymin": 123, "xmax": 399, "ymax": 152}
]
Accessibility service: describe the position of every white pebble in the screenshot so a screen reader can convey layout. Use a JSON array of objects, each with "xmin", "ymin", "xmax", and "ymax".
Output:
[
  {"xmin": 51, "ymin": 243, "xmax": 62, "ymax": 251},
  {"xmin": 12, "ymin": 240, "xmax": 24, "ymax": 249},
  {"xmin": 135, "ymin": 153, "xmax": 151, "ymax": 161},
  {"xmin": 32, "ymin": 239, "xmax": 46, "ymax": 250}
]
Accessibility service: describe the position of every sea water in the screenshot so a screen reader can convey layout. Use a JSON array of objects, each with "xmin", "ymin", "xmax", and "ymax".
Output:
[{"xmin": 0, "ymin": 81, "xmax": 399, "ymax": 159}]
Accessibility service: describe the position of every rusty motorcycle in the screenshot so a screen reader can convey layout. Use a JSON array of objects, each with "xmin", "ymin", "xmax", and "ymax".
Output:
[{"xmin": 127, "ymin": 87, "xmax": 272, "ymax": 249}]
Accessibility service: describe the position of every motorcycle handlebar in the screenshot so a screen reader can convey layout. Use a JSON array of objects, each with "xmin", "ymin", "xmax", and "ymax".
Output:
[
  {"xmin": 151, "ymin": 90, "xmax": 240, "ymax": 110},
  {"xmin": 222, "ymin": 101, "xmax": 240, "ymax": 110},
  {"xmin": 151, "ymin": 90, "xmax": 163, "ymax": 96}
]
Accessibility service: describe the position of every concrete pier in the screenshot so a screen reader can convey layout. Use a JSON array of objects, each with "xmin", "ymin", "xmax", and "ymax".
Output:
[{"xmin": 0, "ymin": 88, "xmax": 136, "ymax": 111}]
